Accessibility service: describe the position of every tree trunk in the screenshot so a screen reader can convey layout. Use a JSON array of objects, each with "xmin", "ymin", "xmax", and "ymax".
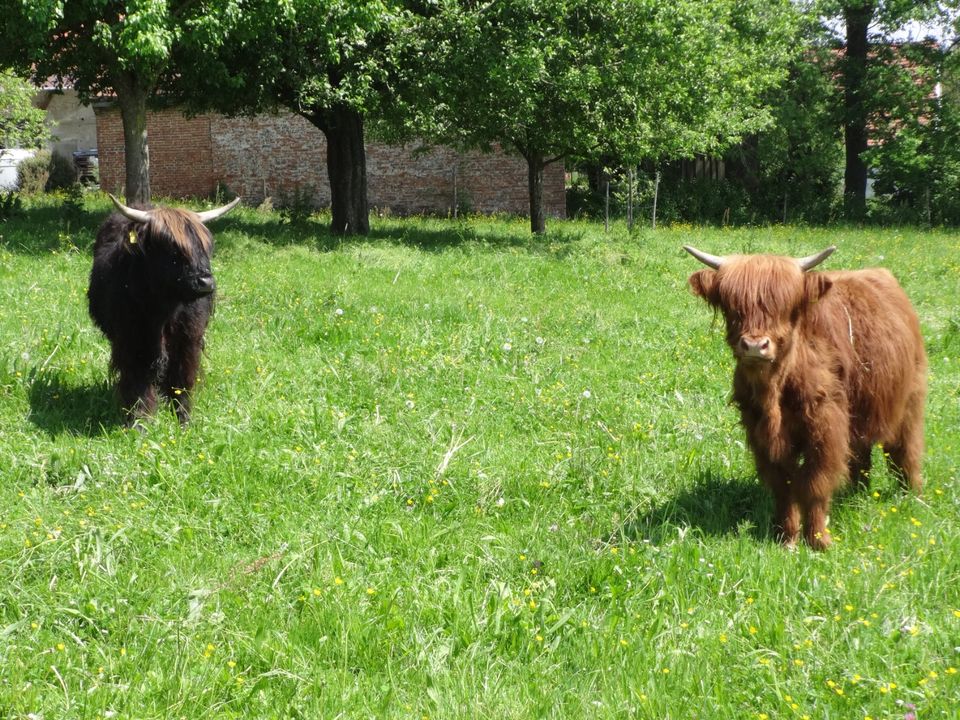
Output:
[
  {"xmin": 115, "ymin": 75, "xmax": 151, "ymax": 206},
  {"xmin": 309, "ymin": 105, "xmax": 369, "ymax": 236},
  {"xmin": 843, "ymin": 1, "xmax": 874, "ymax": 220},
  {"xmin": 527, "ymin": 152, "xmax": 546, "ymax": 234}
]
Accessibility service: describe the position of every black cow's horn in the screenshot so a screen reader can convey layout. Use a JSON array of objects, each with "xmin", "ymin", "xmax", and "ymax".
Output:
[
  {"xmin": 196, "ymin": 197, "xmax": 241, "ymax": 223},
  {"xmin": 108, "ymin": 193, "xmax": 151, "ymax": 223},
  {"xmin": 796, "ymin": 245, "xmax": 836, "ymax": 271},
  {"xmin": 683, "ymin": 244, "xmax": 725, "ymax": 270}
]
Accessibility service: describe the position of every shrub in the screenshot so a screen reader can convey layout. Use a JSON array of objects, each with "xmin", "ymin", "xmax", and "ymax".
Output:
[
  {"xmin": 277, "ymin": 184, "xmax": 317, "ymax": 224},
  {"xmin": 46, "ymin": 152, "xmax": 78, "ymax": 191},
  {"xmin": 16, "ymin": 151, "xmax": 50, "ymax": 194},
  {"xmin": 15, "ymin": 151, "xmax": 81, "ymax": 194},
  {"xmin": 0, "ymin": 191, "xmax": 22, "ymax": 220}
]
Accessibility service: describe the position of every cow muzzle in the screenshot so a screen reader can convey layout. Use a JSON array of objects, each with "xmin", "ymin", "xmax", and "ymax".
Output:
[
  {"xmin": 191, "ymin": 273, "xmax": 216, "ymax": 297},
  {"xmin": 738, "ymin": 335, "xmax": 773, "ymax": 361}
]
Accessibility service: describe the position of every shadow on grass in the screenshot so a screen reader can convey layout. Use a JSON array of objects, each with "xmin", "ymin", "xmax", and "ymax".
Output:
[
  {"xmin": 219, "ymin": 213, "xmax": 588, "ymax": 255},
  {"xmin": 28, "ymin": 372, "xmax": 123, "ymax": 436},
  {"xmin": 0, "ymin": 204, "xmax": 101, "ymax": 255},
  {"xmin": 4, "ymin": 199, "xmax": 588, "ymax": 258},
  {"xmin": 623, "ymin": 471, "xmax": 774, "ymax": 545}
]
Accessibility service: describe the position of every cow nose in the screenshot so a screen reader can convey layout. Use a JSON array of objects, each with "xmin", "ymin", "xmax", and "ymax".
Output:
[
  {"xmin": 194, "ymin": 274, "xmax": 216, "ymax": 295},
  {"xmin": 739, "ymin": 335, "xmax": 772, "ymax": 358}
]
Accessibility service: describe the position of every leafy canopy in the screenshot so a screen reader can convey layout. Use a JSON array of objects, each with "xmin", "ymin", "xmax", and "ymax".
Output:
[
  {"xmin": 0, "ymin": 1, "xmax": 255, "ymax": 101},
  {"xmin": 175, "ymin": 0, "xmax": 412, "ymax": 125},
  {"xmin": 411, "ymin": 0, "xmax": 798, "ymax": 165},
  {"xmin": 0, "ymin": 69, "xmax": 48, "ymax": 148}
]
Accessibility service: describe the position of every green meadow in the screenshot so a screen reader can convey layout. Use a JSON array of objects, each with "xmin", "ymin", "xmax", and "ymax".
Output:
[{"xmin": 1, "ymin": 194, "xmax": 958, "ymax": 719}]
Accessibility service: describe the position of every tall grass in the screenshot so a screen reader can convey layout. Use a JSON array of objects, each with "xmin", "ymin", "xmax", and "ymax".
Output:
[{"xmin": 1, "ymin": 194, "xmax": 958, "ymax": 718}]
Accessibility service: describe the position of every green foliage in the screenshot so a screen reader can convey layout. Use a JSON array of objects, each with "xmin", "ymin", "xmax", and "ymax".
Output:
[
  {"xmin": 0, "ymin": 68, "xmax": 48, "ymax": 149},
  {"xmin": 735, "ymin": 43, "xmax": 844, "ymax": 224},
  {"xmin": 0, "ymin": 1, "xmax": 243, "ymax": 203},
  {"xmin": 0, "ymin": 198, "xmax": 958, "ymax": 717},
  {"xmin": 277, "ymin": 184, "xmax": 319, "ymax": 225},
  {"xmin": 59, "ymin": 182, "xmax": 86, "ymax": 218},
  {"xmin": 414, "ymin": 0, "xmax": 797, "ymax": 164},
  {"xmin": 15, "ymin": 151, "xmax": 81, "ymax": 194},
  {"xmin": 176, "ymin": 0, "xmax": 408, "ymax": 123},
  {"xmin": 15, "ymin": 150, "xmax": 49, "ymax": 194},
  {"xmin": 0, "ymin": 190, "xmax": 21, "ymax": 219},
  {"xmin": 866, "ymin": 44, "xmax": 960, "ymax": 225},
  {"xmin": 398, "ymin": 0, "xmax": 798, "ymax": 232},
  {"xmin": 45, "ymin": 151, "xmax": 77, "ymax": 191}
]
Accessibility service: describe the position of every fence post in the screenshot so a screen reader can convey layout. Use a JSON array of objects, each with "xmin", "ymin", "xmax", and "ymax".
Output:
[
  {"xmin": 652, "ymin": 169, "xmax": 660, "ymax": 230},
  {"xmin": 453, "ymin": 165, "xmax": 458, "ymax": 219},
  {"xmin": 604, "ymin": 176, "xmax": 610, "ymax": 233}
]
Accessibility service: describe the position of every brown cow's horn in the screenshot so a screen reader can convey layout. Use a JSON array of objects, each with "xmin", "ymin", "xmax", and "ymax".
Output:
[
  {"xmin": 683, "ymin": 244, "xmax": 725, "ymax": 270},
  {"xmin": 195, "ymin": 196, "xmax": 241, "ymax": 223},
  {"xmin": 108, "ymin": 193, "xmax": 151, "ymax": 223},
  {"xmin": 796, "ymin": 245, "xmax": 836, "ymax": 271}
]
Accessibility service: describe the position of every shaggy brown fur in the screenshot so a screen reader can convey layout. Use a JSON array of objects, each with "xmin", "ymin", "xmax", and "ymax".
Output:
[{"xmin": 688, "ymin": 253, "xmax": 926, "ymax": 550}]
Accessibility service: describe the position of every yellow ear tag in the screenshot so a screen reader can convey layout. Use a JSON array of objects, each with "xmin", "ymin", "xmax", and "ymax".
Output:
[{"xmin": 128, "ymin": 231, "xmax": 137, "ymax": 244}]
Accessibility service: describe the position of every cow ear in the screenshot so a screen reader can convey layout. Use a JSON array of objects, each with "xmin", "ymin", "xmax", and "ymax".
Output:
[
  {"xmin": 689, "ymin": 269, "xmax": 720, "ymax": 306},
  {"xmin": 121, "ymin": 225, "xmax": 145, "ymax": 253},
  {"xmin": 803, "ymin": 273, "xmax": 833, "ymax": 305}
]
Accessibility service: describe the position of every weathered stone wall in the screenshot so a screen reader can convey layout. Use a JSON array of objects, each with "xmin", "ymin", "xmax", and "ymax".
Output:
[{"xmin": 94, "ymin": 106, "xmax": 565, "ymax": 217}]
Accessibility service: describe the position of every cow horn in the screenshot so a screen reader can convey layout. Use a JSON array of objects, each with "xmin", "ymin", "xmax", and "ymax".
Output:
[
  {"xmin": 108, "ymin": 193, "xmax": 151, "ymax": 223},
  {"xmin": 796, "ymin": 245, "xmax": 836, "ymax": 271},
  {"xmin": 195, "ymin": 196, "xmax": 241, "ymax": 223},
  {"xmin": 683, "ymin": 244, "xmax": 725, "ymax": 270}
]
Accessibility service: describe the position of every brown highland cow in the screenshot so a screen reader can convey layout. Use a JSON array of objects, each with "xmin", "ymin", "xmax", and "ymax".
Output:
[{"xmin": 685, "ymin": 245, "xmax": 926, "ymax": 550}]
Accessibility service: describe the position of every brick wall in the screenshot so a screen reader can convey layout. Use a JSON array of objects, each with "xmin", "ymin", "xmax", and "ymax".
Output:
[
  {"xmin": 95, "ymin": 105, "xmax": 565, "ymax": 217},
  {"xmin": 95, "ymin": 107, "xmax": 216, "ymax": 199}
]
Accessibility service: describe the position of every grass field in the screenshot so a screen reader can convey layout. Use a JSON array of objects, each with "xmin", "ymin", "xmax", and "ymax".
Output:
[{"xmin": 1, "ymin": 194, "xmax": 958, "ymax": 719}]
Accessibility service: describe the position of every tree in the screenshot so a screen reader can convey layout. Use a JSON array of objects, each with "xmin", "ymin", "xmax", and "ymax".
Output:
[
  {"xmin": 0, "ymin": 1, "xmax": 236, "ymax": 205},
  {"xmin": 0, "ymin": 68, "xmax": 48, "ymax": 149},
  {"xmin": 409, "ymin": 0, "xmax": 797, "ymax": 233},
  {"xmin": 816, "ymin": 0, "xmax": 959, "ymax": 218},
  {"xmin": 866, "ymin": 40, "xmax": 960, "ymax": 223},
  {"xmin": 723, "ymin": 16, "xmax": 844, "ymax": 224},
  {"xmin": 175, "ymin": 0, "xmax": 416, "ymax": 236}
]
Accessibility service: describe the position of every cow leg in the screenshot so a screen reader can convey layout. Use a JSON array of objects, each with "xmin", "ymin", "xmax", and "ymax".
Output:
[
  {"xmin": 848, "ymin": 443, "xmax": 873, "ymax": 491},
  {"xmin": 112, "ymin": 339, "xmax": 163, "ymax": 427},
  {"xmin": 802, "ymin": 494, "xmax": 833, "ymax": 551},
  {"xmin": 772, "ymin": 483, "xmax": 801, "ymax": 549},
  {"xmin": 885, "ymin": 395, "xmax": 924, "ymax": 493},
  {"xmin": 800, "ymin": 418, "xmax": 848, "ymax": 551},
  {"xmin": 161, "ymin": 315, "xmax": 207, "ymax": 424},
  {"xmin": 117, "ymin": 368, "xmax": 158, "ymax": 427},
  {"xmin": 756, "ymin": 457, "xmax": 800, "ymax": 547},
  {"xmin": 800, "ymin": 455, "xmax": 846, "ymax": 551}
]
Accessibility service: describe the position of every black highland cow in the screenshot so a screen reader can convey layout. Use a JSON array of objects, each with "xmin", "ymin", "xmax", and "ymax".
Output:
[{"xmin": 88, "ymin": 193, "xmax": 239, "ymax": 425}]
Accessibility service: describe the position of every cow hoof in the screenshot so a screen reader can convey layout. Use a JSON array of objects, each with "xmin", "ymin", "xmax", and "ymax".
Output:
[
  {"xmin": 125, "ymin": 418, "xmax": 148, "ymax": 434},
  {"xmin": 806, "ymin": 531, "xmax": 832, "ymax": 551}
]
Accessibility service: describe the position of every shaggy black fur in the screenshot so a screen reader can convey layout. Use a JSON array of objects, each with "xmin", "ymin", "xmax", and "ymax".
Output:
[{"xmin": 88, "ymin": 208, "xmax": 218, "ymax": 425}]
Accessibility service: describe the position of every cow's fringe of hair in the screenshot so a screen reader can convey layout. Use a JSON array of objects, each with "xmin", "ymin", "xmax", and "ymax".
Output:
[
  {"xmin": 716, "ymin": 255, "xmax": 807, "ymax": 324},
  {"xmin": 149, "ymin": 208, "xmax": 213, "ymax": 259}
]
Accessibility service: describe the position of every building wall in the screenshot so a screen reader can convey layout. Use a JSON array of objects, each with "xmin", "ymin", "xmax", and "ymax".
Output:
[
  {"xmin": 96, "ymin": 108, "xmax": 217, "ymax": 200},
  {"xmin": 95, "ymin": 106, "xmax": 565, "ymax": 217},
  {"xmin": 37, "ymin": 90, "xmax": 98, "ymax": 159}
]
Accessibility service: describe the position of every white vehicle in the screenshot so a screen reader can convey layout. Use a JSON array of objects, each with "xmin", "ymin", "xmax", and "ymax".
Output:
[{"xmin": 0, "ymin": 148, "xmax": 36, "ymax": 191}]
